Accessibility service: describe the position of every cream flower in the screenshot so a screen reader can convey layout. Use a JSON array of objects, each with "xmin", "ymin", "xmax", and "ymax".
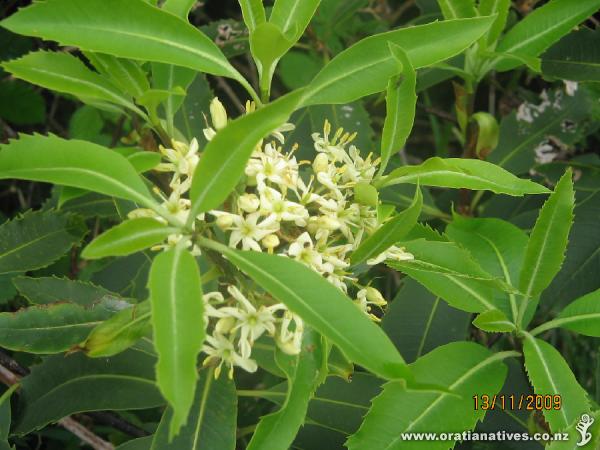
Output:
[
  {"xmin": 228, "ymin": 212, "xmax": 280, "ymax": 251},
  {"xmin": 202, "ymin": 333, "xmax": 257, "ymax": 378},
  {"xmin": 367, "ymin": 245, "xmax": 414, "ymax": 265}
]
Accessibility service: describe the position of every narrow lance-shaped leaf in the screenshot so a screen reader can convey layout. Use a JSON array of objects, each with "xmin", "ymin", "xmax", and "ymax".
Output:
[
  {"xmin": 541, "ymin": 27, "xmax": 600, "ymax": 82},
  {"xmin": 199, "ymin": 238, "xmax": 410, "ymax": 381},
  {"xmin": 351, "ymin": 187, "xmax": 422, "ymax": 265},
  {"xmin": 302, "ymin": 16, "xmax": 494, "ymax": 105},
  {"xmin": 162, "ymin": 0, "xmax": 197, "ymax": 18},
  {"xmin": 346, "ymin": 342, "xmax": 512, "ymax": 450},
  {"xmin": 446, "ymin": 215, "xmax": 528, "ymax": 322},
  {"xmin": 247, "ymin": 330, "xmax": 325, "ymax": 450},
  {"xmin": 0, "ymin": 134, "xmax": 157, "ymax": 207},
  {"xmin": 0, "ymin": 385, "xmax": 17, "ymax": 450},
  {"xmin": 388, "ymin": 240, "xmax": 507, "ymax": 313},
  {"xmin": 519, "ymin": 170, "xmax": 574, "ymax": 301},
  {"xmin": 0, "ymin": 0, "xmax": 248, "ymax": 88},
  {"xmin": 523, "ymin": 333, "xmax": 590, "ymax": 432},
  {"xmin": 531, "ymin": 289, "xmax": 600, "ymax": 338},
  {"xmin": 490, "ymin": 0, "xmax": 600, "ymax": 72},
  {"xmin": 82, "ymin": 218, "xmax": 179, "ymax": 260},
  {"xmin": 149, "ymin": 246, "xmax": 205, "ymax": 438},
  {"xmin": 2, "ymin": 51, "xmax": 144, "ymax": 117},
  {"xmin": 190, "ymin": 89, "xmax": 304, "ymax": 218},
  {"xmin": 379, "ymin": 43, "xmax": 416, "ymax": 176},
  {"xmin": 472, "ymin": 309, "xmax": 516, "ymax": 333},
  {"xmin": 379, "ymin": 157, "xmax": 550, "ymax": 196},
  {"xmin": 14, "ymin": 348, "xmax": 164, "ymax": 435},
  {"xmin": 152, "ymin": 63, "xmax": 196, "ymax": 136},
  {"xmin": 0, "ymin": 211, "xmax": 85, "ymax": 275},
  {"xmin": 150, "ymin": 367, "xmax": 237, "ymax": 450},
  {"xmin": 0, "ymin": 303, "xmax": 113, "ymax": 354},
  {"xmin": 13, "ymin": 276, "xmax": 120, "ymax": 306},
  {"xmin": 83, "ymin": 301, "xmax": 152, "ymax": 357},
  {"xmin": 85, "ymin": 52, "xmax": 150, "ymax": 98},
  {"xmin": 238, "ymin": 0, "xmax": 266, "ymax": 33},
  {"xmin": 437, "ymin": 0, "xmax": 477, "ymax": 19},
  {"xmin": 479, "ymin": 0, "xmax": 511, "ymax": 48},
  {"xmin": 270, "ymin": 0, "xmax": 321, "ymax": 44}
]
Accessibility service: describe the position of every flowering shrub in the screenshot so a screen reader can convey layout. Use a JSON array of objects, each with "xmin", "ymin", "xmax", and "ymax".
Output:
[{"xmin": 0, "ymin": 1, "xmax": 599, "ymax": 449}]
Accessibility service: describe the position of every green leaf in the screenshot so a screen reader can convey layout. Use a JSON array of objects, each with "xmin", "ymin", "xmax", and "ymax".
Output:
[
  {"xmin": 542, "ymin": 189, "xmax": 600, "ymax": 310},
  {"xmin": 488, "ymin": 88, "xmax": 593, "ymax": 175},
  {"xmin": 1, "ymin": 0, "xmax": 247, "ymax": 86},
  {"xmin": 0, "ymin": 210, "xmax": 85, "ymax": 275},
  {"xmin": 380, "ymin": 157, "xmax": 550, "ymax": 196},
  {"xmin": 379, "ymin": 44, "xmax": 417, "ymax": 175},
  {"xmin": 13, "ymin": 276, "xmax": 121, "ymax": 306},
  {"xmin": 346, "ymin": 342, "xmax": 512, "ymax": 450},
  {"xmin": 239, "ymin": 0, "xmax": 266, "ymax": 33},
  {"xmin": 162, "ymin": 0, "xmax": 197, "ymax": 18},
  {"xmin": 532, "ymin": 289, "xmax": 600, "ymax": 337},
  {"xmin": 472, "ymin": 309, "xmax": 515, "ymax": 332},
  {"xmin": 522, "ymin": 334, "xmax": 590, "ymax": 432},
  {"xmin": 83, "ymin": 301, "xmax": 151, "ymax": 357},
  {"xmin": 353, "ymin": 182, "xmax": 379, "ymax": 208},
  {"xmin": 446, "ymin": 215, "xmax": 527, "ymax": 322},
  {"xmin": 247, "ymin": 329, "xmax": 325, "ymax": 450},
  {"xmin": 0, "ymin": 302, "xmax": 115, "ymax": 354},
  {"xmin": 270, "ymin": 0, "xmax": 321, "ymax": 44},
  {"xmin": 0, "ymin": 79, "xmax": 45, "ymax": 126},
  {"xmin": 351, "ymin": 187, "xmax": 422, "ymax": 265},
  {"xmin": 519, "ymin": 170, "xmax": 574, "ymax": 301},
  {"xmin": 85, "ymin": 52, "xmax": 150, "ymax": 98},
  {"xmin": 479, "ymin": 0, "xmax": 510, "ymax": 48},
  {"xmin": 302, "ymin": 16, "xmax": 494, "ymax": 105},
  {"xmin": 250, "ymin": 23, "xmax": 293, "ymax": 98},
  {"xmin": 199, "ymin": 238, "xmax": 410, "ymax": 381},
  {"xmin": 151, "ymin": 367, "xmax": 236, "ymax": 450},
  {"xmin": 491, "ymin": 0, "xmax": 600, "ymax": 72},
  {"xmin": 116, "ymin": 437, "xmax": 153, "ymax": 450},
  {"xmin": 0, "ymin": 386, "xmax": 16, "ymax": 450},
  {"xmin": 82, "ymin": 218, "xmax": 178, "ymax": 260},
  {"xmin": 190, "ymin": 90, "xmax": 303, "ymax": 216},
  {"xmin": 382, "ymin": 279, "xmax": 470, "ymax": 363},
  {"xmin": 546, "ymin": 410, "xmax": 600, "ymax": 450},
  {"xmin": 388, "ymin": 240, "xmax": 509, "ymax": 313},
  {"xmin": 542, "ymin": 27, "xmax": 600, "ymax": 82},
  {"xmin": 14, "ymin": 347, "xmax": 164, "ymax": 435},
  {"xmin": 148, "ymin": 247, "xmax": 205, "ymax": 438},
  {"xmin": 2, "ymin": 51, "xmax": 143, "ymax": 116},
  {"xmin": 0, "ymin": 134, "xmax": 156, "ymax": 207},
  {"xmin": 152, "ymin": 63, "xmax": 196, "ymax": 135},
  {"xmin": 437, "ymin": 0, "xmax": 476, "ymax": 19}
]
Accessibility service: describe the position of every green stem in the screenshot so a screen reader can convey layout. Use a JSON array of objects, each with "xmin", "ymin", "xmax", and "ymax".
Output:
[{"xmin": 237, "ymin": 75, "xmax": 262, "ymax": 106}]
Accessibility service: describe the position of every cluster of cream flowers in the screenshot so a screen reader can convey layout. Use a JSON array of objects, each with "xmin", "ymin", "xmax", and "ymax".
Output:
[{"xmin": 129, "ymin": 98, "xmax": 413, "ymax": 378}]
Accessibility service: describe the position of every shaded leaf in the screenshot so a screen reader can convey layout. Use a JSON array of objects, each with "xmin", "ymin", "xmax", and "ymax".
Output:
[
  {"xmin": 0, "ymin": 211, "xmax": 85, "ymax": 275},
  {"xmin": 150, "ymin": 367, "xmax": 236, "ymax": 450},
  {"xmin": 14, "ymin": 347, "xmax": 164, "ymax": 434}
]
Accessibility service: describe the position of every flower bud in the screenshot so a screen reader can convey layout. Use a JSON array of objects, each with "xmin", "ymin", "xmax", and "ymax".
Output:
[
  {"xmin": 312, "ymin": 153, "xmax": 329, "ymax": 174},
  {"xmin": 365, "ymin": 286, "xmax": 386, "ymax": 306},
  {"xmin": 318, "ymin": 215, "xmax": 340, "ymax": 231},
  {"xmin": 262, "ymin": 234, "xmax": 280, "ymax": 250},
  {"xmin": 238, "ymin": 193, "xmax": 260, "ymax": 213},
  {"xmin": 215, "ymin": 316, "xmax": 236, "ymax": 334},
  {"xmin": 210, "ymin": 97, "xmax": 228, "ymax": 130},
  {"xmin": 216, "ymin": 214, "xmax": 233, "ymax": 229}
]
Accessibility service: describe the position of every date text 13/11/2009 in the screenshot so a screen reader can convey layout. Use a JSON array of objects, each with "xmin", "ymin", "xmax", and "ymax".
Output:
[{"xmin": 473, "ymin": 394, "xmax": 562, "ymax": 411}]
